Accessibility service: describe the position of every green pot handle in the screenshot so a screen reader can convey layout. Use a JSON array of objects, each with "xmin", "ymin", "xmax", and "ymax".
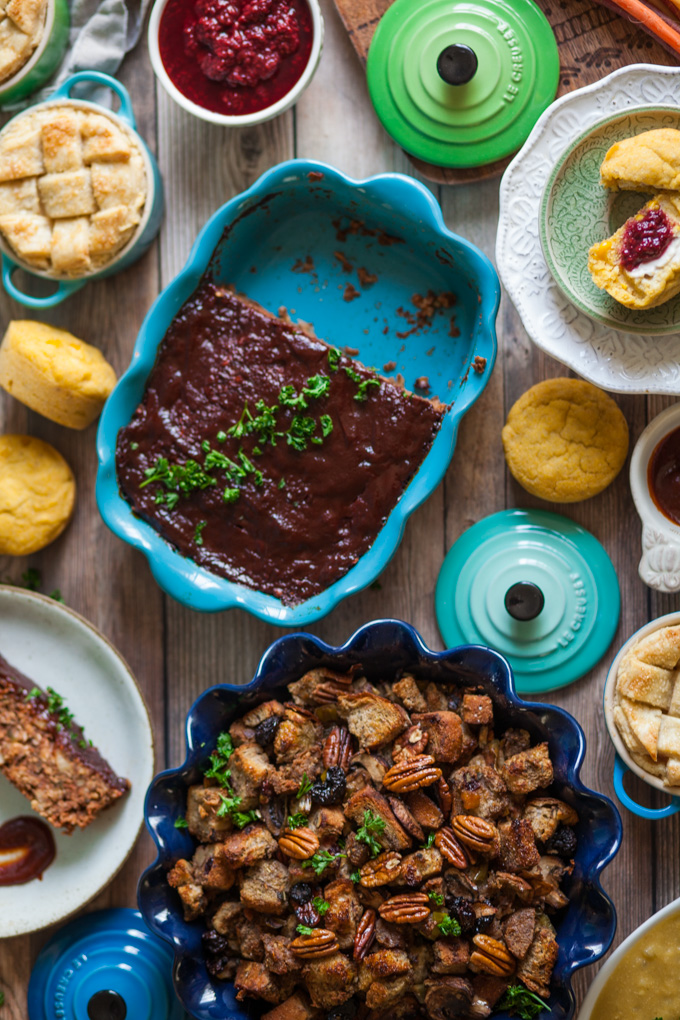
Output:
[
  {"xmin": 52, "ymin": 71, "xmax": 136, "ymax": 129},
  {"xmin": 2, "ymin": 256, "xmax": 85, "ymax": 308}
]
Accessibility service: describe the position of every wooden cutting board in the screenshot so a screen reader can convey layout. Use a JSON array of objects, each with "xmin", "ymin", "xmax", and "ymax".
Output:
[{"xmin": 332, "ymin": 0, "xmax": 678, "ymax": 184}]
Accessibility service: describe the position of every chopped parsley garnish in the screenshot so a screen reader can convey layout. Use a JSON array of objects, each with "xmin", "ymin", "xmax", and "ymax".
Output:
[
  {"xmin": 327, "ymin": 346, "xmax": 342, "ymax": 371},
  {"xmin": 296, "ymin": 925, "xmax": 316, "ymax": 936},
  {"xmin": 216, "ymin": 430, "xmax": 227, "ymax": 443},
  {"xmin": 343, "ymin": 364, "xmax": 380, "ymax": 401},
  {"xmin": 49, "ymin": 589, "xmax": 65, "ymax": 603},
  {"xmin": 216, "ymin": 791, "xmax": 259, "ymax": 829},
  {"xmin": 428, "ymin": 891, "xmax": 444, "ymax": 905},
  {"xmin": 203, "ymin": 731, "xmax": 234, "ymax": 786},
  {"xmin": 350, "ymin": 869, "xmax": 361, "ymax": 883},
  {"xmin": 223, "ymin": 487, "xmax": 240, "ymax": 504},
  {"xmin": 129, "ymin": 441, "xmax": 139, "ymax": 450},
  {"xmin": 194, "ymin": 521, "xmax": 207, "ymax": 546},
  {"xmin": 297, "ymin": 773, "xmax": 314, "ymax": 798},
  {"xmin": 251, "ymin": 400, "xmax": 281, "ymax": 446},
  {"xmin": 279, "ymin": 375, "xmax": 330, "ymax": 410},
  {"xmin": 278, "ymin": 477, "xmax": 286, "ymax": 489},
  {"xmin": 174, "ymin": 816, "xmax": 189, "ymax": 829},
  {"xmin": 320, "ymin": 415, "xmax": 333, "ymax": 438},
  {"xmin": 287, "ymin": 812, "xmax": 308, "ymax": 830},
  {"xmin": 287, "ymin": 415, "xmax": 318, "ymax": 451},
  {"xmin": 21, "ymin": 567, "xmax": 41, "ymax": 591},
  {"xmin": 0, "ymin": 991, "xmax": 4, "ymax": 1006},
  {"xmin": 436, "ymin": 914, "xmax": 462, "ymax": 937},
  {"xmin": 227, "ymin": 403, "xmax": 254, "ymax": 440},
  {"xmin": 302, "ymin": 849, "xmax": 346, "ymax": 876},
  {"xmin": 25, "ymin": 687, "xmax": 41, "ymax": 699},
  {"xmin": 313, "ymin": 896, "xmax": 329, "ymax": 915},
  {"xmin": 356, "ymin": 809, "xmax": 386, "ymax": 857},
  {"xmin": 304, "ymin": 374, "xmax": 331, "ymax": 400},
  {"xmin": 140, "ymin": 457, "xmax": 216, "ymax": 506},
  {"xmin": 26, "ymin": 685, "xmax": 87, "ymax": 744},
  {"xmin": 423, "ymin": 832, "xmax": 436, "ymax": 848},
  {"xmin": 496, "ymin": 984, "xmax": 549, "ymax": 1019}
]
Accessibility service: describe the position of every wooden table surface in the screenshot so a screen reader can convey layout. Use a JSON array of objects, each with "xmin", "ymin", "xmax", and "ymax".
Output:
[{"xmin": 1, "ymin": 0, "xmax": 679, "ymax": 1014}]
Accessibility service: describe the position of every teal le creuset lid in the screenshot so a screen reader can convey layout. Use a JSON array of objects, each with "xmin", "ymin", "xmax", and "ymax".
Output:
[
  {"xmin": 366, "ymin": 0, "xmax": 560, "ymax": 168},
  {"xmin": 28, "ymin": 909, "xmax": 186, "ymax": 1020},
  {"xmin": 435, "ymin": 509, "xmax": 620, "ymax": 694}
]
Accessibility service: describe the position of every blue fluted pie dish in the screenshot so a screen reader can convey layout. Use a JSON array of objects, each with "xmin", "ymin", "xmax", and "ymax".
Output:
[
  {"xmin": 96, "ymin": 159, "xmax": 499, "ymax": 624},
  {"xmin": 138, "ymin": 619, "xmax": 621, "ymax": 1020}
]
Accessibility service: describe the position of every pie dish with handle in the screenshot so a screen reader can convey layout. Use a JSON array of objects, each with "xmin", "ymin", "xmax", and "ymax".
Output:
[
  {"xmin": 138, "ymin": 619, "xmax": 622, "ymax": 1020},
  {"xmin": 96, "ymin": 159, "xmax": 499, "ymax": 625}
]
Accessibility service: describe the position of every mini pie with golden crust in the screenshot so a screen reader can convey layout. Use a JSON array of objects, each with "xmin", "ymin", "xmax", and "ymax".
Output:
[
  {"xmin": 0, "ymin": 104, "xmax": 146, "ymax": 277},
  {"xmin": 614, "ymin": 625, "xmax": 680, "ymax": 787},
  {"xmin": 0, "ymin": 0, "xmax": 47, "ymax": 85}
]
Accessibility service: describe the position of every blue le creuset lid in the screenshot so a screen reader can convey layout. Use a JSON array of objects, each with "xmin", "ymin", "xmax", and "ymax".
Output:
[
  {"xmin": 27, "ymin": 908, "xmax": 186, "ymax": 1020},
  {"xmin": 435, "ymin": 508, "xmax": 620, "ymax": 694}
]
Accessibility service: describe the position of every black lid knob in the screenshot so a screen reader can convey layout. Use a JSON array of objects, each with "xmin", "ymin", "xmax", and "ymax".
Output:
[
  {"xmin": 504, "ymin": 582, "xmax": 545, "ymax": 622},
  {"xmin": 437, "ymin": 43, "xmax": 478, "ymax": 86},
  {"xmin": 87, "ymin": 990, "xmax": 127, "ymax": 1020}
]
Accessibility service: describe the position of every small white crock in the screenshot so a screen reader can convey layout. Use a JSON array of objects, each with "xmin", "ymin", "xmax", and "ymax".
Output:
[
  {"xmin": 604, "ymin": 611, "xmax": 680, "ymax": 819},
  {"xmin": 576, "ymin": 896, "xmax": 680, "ymax": 1020},
  {"xmin": 148, "ymin": 0, "xmax": 323, "ymax": 127},
  {"xmin": 630, "ymin": 402, "xmax": 680, "ymax": 593}
]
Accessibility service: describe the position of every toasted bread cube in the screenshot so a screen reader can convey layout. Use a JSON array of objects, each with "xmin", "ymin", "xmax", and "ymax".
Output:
[
  {"xmin": 186, "ymin": 784, "xmax": 233, "ymax": 842},
  {"xmin": 338, "ymin": 691, "xmax": 408, "ymax": 750},
  {"xmin": 461, "ymin": 694, "xmax": 493, "ymax": 726},
  {"xmin": 392, "ymin": 674, "xmax": 427, "ymax": 713},
  {"xmin": 501, "ymin": 743, "xmax": 553, "ymax": 795},
  {"xmin": 218, "ymin": 823, "xmax": 276, "ymax": 868},
  {"xmin": 345, "ymin": 787, "xmax": 411, "ymax": 851},
  {"xmin": 228, "ymin": 741, "xmax": 270, "ymax": 809},
  {"xmin": 273, "ymin": 704, "xmax": 323, "ymax": 763},
  {"xmin": 412, "ymin": 711, "xmax": 463, "ymax": 763},
  {"xmin": 239, "ymin": 859, "xmax": 289, "ymax": 915}
]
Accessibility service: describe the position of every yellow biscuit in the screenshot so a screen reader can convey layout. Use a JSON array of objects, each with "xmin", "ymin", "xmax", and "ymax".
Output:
[
  {"xmin": 600, "ymin": 129, "xmax": 680, "ymax": 192},
  {"xmin": 0, "ymin": 320, "xmax": 117, "ymax": 429},
  {"xmin": 501, "ymin": 378, "xmax": 629, "ymax": 502},
  {"xmin": 0, "ymin": 434, "xmax": 74, "ymax": 554}
]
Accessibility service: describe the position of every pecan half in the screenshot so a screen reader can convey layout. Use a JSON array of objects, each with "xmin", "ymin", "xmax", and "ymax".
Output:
[
  {"xmin": 359, "ymin": 851, "xmax": 403, "ymax": 887},
  {"xmin": 434, "ymin": 827, "xmax": 468, "ymax": 868},
  {"xmin": 452, "ymin": 815, "xmax": 499, "ymax": 855},
  {"xmin": 437, "ymin": 776, "xmax": 453, "ymax": 817},
  {"xmin": 353, "ymin": 908, "xmax": 377, "ymax": 960},
  {"xmin": 290, "ymin": 928, "xmax": 339, "ymax": 959},
  {"xmin": 392, "ymin": 724, "xmax": 429, "ymax": 761},
  {"xmin": 382, "ymin": 754, "xmax": 442, "ymax": 793},
  {"xmin": 316, "ymin": 676, "xmax": 354, "ymax": 704},
  {"xmin": 278, "ymin": 826, "xmax": 319, "ymax": 860},
  {"xmin": 323, "ymin": 725, "xmax": 353, "ymax": 770},
  {"xmin": 378, "ymin": 893, "xmax": 430, "ymax": 924},
  {"xmin": 470, "ymin": 934, "xmax": 516, "ymax": 978}
]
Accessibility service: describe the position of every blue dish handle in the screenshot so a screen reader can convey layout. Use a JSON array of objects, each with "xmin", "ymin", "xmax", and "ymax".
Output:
[
  {"xmin": 51, "ymin": 71, "xmax": 136, "ymax": 129},
  {"xmin": 613, "ymin": 754, "xmax": 680, "ymax": 819},
  {"xmin": 2, "ymin": 256, "xmax": 85, "ymax": 308}
]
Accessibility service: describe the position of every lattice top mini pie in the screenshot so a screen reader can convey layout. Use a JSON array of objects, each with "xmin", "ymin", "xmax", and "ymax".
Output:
[
  {"xmin": 614, "ymin": 624, "xmax": 680, "ymax": 788},
  {"xmin": 0, "ymin": 104, "xmax": 147, "ymax": 277},
  {"xmin": 0, "ymin": 0, "xmax": 47, "ymax": 85}
]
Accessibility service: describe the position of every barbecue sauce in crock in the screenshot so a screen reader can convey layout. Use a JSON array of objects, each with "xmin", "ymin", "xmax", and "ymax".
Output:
[
  {"xmin": 0, "ymin": 816, "xmax": 55, "ymax": 885},
  {"xmin": 648, "ymin": 425, "xmax": 680, "ymax": 526}
]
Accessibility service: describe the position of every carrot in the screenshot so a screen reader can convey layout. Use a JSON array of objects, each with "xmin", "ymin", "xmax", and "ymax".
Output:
[{"xmin": 594, "ymin": 0, "xmax": 680, "ymax": 57}]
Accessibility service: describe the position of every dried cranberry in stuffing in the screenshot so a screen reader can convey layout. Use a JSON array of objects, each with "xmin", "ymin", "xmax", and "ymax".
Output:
[
  {"xmin": 311, "ymin": 766, "xmax": 346, "ymax": 805},
  {"xmin": 295, "ymin": 901, "xmax": 320, "ymax": 927},
  {"xmin": 202, "ymin": 929, "xmax": 229, "ymax": 956},
  {"xmin": 254, "ymin": 715, "xmax": 280, "ymax": 746},
  {"xmin": 446, "ymin": 895, "xmax": 476, "ymax": 937},
  {"xmin": 289, "ymin": 881, "xmax": 313, "ymax": 905},
  {"xmin": 327, "ymin": 1000, "xmax": 357, "ymax": 1020},
  {"xmin": 545, "ymin": 825, "xmax": 578, "ymax": 858}
]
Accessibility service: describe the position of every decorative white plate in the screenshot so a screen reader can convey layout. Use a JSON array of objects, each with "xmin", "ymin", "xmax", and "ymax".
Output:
[
  {"xmin": 0, "ymin": 587, "xmax": 154, "ymax": 937},
  {"xmin": 497, "ymin": 63, "xmax": 680, "ymax": 395}
]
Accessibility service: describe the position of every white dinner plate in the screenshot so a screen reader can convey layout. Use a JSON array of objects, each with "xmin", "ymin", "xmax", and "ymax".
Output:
[
  {"xmin": 0, "ymin": 586, "xmax": 154, "ymax": 937},
  {"xmin": 497, "ymin": 63, "xmax": 680, "ymax": 395}
]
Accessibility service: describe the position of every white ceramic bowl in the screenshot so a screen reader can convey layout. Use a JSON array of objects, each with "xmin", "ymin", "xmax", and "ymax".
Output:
[
  {"xmin": 630, "ymin": 403, "xmax": 680, "ymax": 593},
  {"xmin": 604, "ymin": 611, "xmax": 680, "ymax": 813},
  {"xmin": 0, "ymin": 586, "xmax": 154, "ymax": 937},
  {"xmin": 577, "ymin": 896, "xmax": 680, "ymax": 1020},
  {"xmin": 148, "ymin": 0, "xmax": 323, "ymax": 126}
]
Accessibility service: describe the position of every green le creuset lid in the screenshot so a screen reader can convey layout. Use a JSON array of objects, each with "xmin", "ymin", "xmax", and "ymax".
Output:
[
  {"xmin": 366, "ymin": 0, "xmax": 560, "ymax": 168},
  {"xmin": 435, "ymin": 509, "xmax": 620, "ymax": 694}
]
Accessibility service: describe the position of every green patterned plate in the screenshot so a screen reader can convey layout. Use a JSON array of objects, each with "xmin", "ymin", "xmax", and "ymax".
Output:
[{"xmin": 540, "ymin": 107, "xmax": 680, "ymax": 336}]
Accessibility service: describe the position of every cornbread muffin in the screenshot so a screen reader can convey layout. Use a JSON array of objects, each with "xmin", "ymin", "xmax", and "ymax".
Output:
[
  {"xmin": 0, "ymin": 433, "xmax": 74, "ymax": 554},
  {"xmin": 0, "ymin": 320, "xmax": 117, "ymax": 428},
  {"xmin": 601, "ymin": 129, "xmax": 680, "ymax": 192},
  {"xmin": 588, "ymin": 193, "xmax": 680, "ymax": 309},
  {"xmin": 502, "ymin": 378, "xmax": 629, "ymax": 503},
  {"xmin": 614, "ymin": 625, "xmax": 680, "ymax": 788}
]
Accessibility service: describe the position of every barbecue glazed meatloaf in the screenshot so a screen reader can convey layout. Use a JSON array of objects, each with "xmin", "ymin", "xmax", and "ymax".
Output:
[
  {"xmin": 0, "ymin": 653, "xmax": 129, "ymax": 833},
  {"xmin": 168, "ymin": 669, "xmax": 577, "ymax": 1018},
  {"xmin": 116, "ymin": 282, "xmax": 446, "ymax": 605}
]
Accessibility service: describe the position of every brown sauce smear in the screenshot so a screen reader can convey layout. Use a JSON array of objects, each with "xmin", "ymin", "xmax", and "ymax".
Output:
[
  {"xmin": 0, "ymin": 816, "xmax": 55, "ymax": 885},
  {"xmin": 649, "ymin": 425, "xmax": 680, "ymax": 526}
]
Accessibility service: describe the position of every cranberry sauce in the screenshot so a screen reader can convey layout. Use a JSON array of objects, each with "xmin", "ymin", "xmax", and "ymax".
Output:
[
  {"xmin": 0, "ymin": 817, "xmax": 55, "ymax": 886},
  {"xmin": 158, "ymin": 0, "xmax": 314, "ymax": 116},
  {"xmin": 620, "ymin": 207, "xmax": 674, "ymax": 272},
  {"xmin": 649, "ymin": 425, "xmax": 680, "ymax": 526}
]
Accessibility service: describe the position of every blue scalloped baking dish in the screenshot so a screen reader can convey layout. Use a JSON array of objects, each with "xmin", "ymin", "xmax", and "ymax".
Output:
[
  {"xmin": 139, "ymin": 619, "xmax": 621, "ymax": 1020},
  {"xmin": 96, "ymin": 160, "xmax": 499, "ymax": 623}
]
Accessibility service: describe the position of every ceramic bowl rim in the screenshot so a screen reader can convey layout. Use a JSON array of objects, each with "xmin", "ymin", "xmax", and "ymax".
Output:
[
  {"xmin": 95, "ymin": 158, "xmax": 500, "ymax": 624},
  {"xmin": 0, "ymin": 584, "xmax": 155, "ymax": 937},
  {"xmin": 539, "ymin": 103, "xmax": 680, "ymax": 336},
  {"xmin": 147, "ymin": 0, "xmax": 324, "ymax": 127},
  {"xmin": 0, "ymin": 0, "xmax": 56, "ymax": 97},
  {"xmin": 0, "ymin": 95, "xmax": 156, "ymax": 282},
  {"xmin": 629, "ymin": 402, "xmax": 680, "ymax": 534},
  {"xmin": 138, "ymin": 619, "xmax": 622, "ymax": 1020},
  {"xmin": 604, "ymin": 609, "xmax": 680, "ymax": 796},
  {"xmin": 576, "ymin": 894, "xmax": 680, "ymax": 1020}
]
